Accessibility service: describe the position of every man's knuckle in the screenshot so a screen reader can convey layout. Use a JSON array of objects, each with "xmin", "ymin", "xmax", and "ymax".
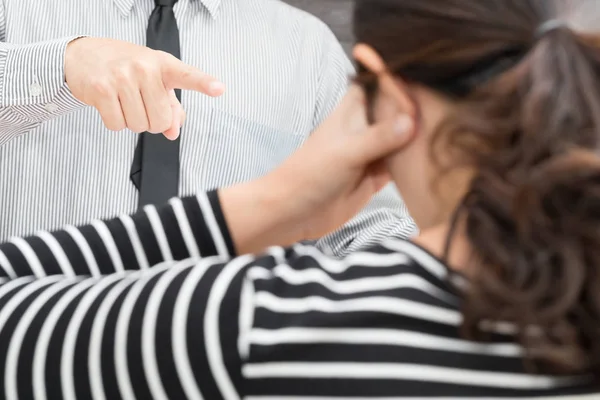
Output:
[
  {"xmin": 128, "ymin": 122, "xmax": 148, "ymax": 133},
  {"xmin": 131, "ymin": 60, "xmax": 154, "ymax": 77},
  {"xmin": 149, "ymin": 120, "xmax": 170, "ymax": 134},
  {"xmin": 177, "ymin": 67, "xmax": 195, "ymax": 84},
  {"xmin": 156, "ymin": 50, "xmax": 178, "ymax": 65},
  {"xmin": 102, "ymin": 117, "xmax": 124, "ymax": 131},
  {"xmin": 90, "ymin": 79, "xmax": 113, "ymax": 96},
  {"xmin": 149, "ymin": 110, "xmax": 172, "ymax": 131}
]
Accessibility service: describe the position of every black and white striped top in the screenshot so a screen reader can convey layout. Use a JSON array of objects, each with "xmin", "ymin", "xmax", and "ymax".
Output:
[
  {"xmin": 0, "ymin": 0, "xmax": 416, "ymax": 256},
  {"xmin": 0, "ymin": 191, "xmax": 597, "ymax": 399}
]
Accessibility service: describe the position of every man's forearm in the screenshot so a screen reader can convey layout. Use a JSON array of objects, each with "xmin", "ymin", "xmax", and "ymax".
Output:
[{"xmin": 0, "ymin": 37, "xmax": 86, "ymax": 146}]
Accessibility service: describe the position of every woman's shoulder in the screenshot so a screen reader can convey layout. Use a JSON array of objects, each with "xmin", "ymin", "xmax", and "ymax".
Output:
[
  {"xmin": 245, "ymin": 240, "xmax": 581, "ymax": 397},
  {"xmin": 249, "ymin": 239, "xmax": 463, "ymax": 319},
  {"xmin": 282, "ymin": 238, "xmax": 457, "ymax": 289}
]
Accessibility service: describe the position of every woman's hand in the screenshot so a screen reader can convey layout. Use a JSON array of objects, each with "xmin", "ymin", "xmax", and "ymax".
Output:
[{"xmin": 220, "ymin": 86, "xmax": 413, "ymax": 254}]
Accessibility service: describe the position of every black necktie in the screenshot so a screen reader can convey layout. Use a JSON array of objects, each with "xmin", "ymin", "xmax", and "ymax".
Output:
[{"xmin": 130, "ymin": 0, "xmax": 181, "ymax": 208}]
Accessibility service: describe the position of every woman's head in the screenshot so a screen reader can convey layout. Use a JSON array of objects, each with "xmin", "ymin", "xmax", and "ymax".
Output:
[
  {"xmin": 353, "ymin": 0, "xmax": 600, "ymax": 380},
  {"xmin": 354, "ymin": 0, "xmax": 600, "ymax": 228}
]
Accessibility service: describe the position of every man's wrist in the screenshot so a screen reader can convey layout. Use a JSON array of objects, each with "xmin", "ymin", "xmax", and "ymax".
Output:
[
  {"xmin": 0, "ymin": 37, "xmax": 72, "ymax": 107},
  {"xmin": 64, "ymin": 36, "xmax": 89, "ymax": 84}
]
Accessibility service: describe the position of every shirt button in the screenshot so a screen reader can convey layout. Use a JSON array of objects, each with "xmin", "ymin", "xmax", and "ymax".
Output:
[
  {"xmin": 29, "ymin": 83, "xmax": 42, "ymax": 97},
  {"xmin": 44, "ymin": 103, "xmax": 58, "ymax": 112}
]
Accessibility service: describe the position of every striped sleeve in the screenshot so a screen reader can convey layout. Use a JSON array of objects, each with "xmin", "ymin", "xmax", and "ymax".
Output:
[
  {"xmin": 0, "ymin": 192, "xmax": 595, "ymax": 398},
  {"xmin": 0, "ymin": 189, "xmax": 253, "ymax": 399},
  {"xmin": 0, "ymin": 21, "xmax": 87, "ymax": 146},
  {"xmin": 0, "ymin": 255, "xmax": 251, "ymax": 399},
  {"xmin": 0, "ymin": 191, "xmax": 236, "ymax": 279}
]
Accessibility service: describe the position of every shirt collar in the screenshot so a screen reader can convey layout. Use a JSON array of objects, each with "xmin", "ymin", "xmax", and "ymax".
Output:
[{"xmin": 113, "ymin": 0, "xmax": 222, "ymax": 19}]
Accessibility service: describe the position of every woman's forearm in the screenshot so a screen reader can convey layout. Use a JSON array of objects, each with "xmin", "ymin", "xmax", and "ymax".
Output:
[
  {"xmin": 0, "ymin": 189, "xmax": 248, "ymax": 398},
  {"xmin": 0, "ymin": 192, "xmax": 235, "ymax": 279},
  {"xmin": 218, "ymin": 175, "xmax": 305, "ymax": 255}
]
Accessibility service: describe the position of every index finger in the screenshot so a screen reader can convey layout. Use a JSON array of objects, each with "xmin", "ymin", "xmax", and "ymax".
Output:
[{"xmin": 160, "ymin": 53, "xmax": 226, "ymax": 97}]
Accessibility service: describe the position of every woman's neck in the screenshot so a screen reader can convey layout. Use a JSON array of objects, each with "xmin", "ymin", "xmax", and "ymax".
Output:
[{"xmin": 412, "ymin": 223, "xmax": 473, "ymax": 275}]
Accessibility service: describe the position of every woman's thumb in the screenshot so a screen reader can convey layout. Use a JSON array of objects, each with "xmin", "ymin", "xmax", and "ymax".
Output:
[{"xmin": 350, "ymin": 114, "xmax": 414, "ymax": 164}]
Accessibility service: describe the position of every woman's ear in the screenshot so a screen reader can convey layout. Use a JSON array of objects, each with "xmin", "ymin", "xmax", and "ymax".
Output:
[
  {"xmin": 353, "ymin": 44, "xmax": 386, "ymax": 74},
  {"xmin": 353, "ymin": 43, "xmax": 418, "ymax": 132}
]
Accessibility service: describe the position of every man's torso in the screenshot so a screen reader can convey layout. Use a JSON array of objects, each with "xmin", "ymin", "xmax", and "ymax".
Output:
[{"xmin": 0, "ymin": 0, "xmax": 350, "ymax": 239}]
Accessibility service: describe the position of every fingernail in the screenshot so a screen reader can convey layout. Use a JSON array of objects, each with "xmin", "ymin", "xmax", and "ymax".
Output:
[
  {"xmin": 394, "ymin": 115, "xmax": 413, "ymax": 135},
  {"xmin": 209, "ymin": 81, "xmax": 225, "ymax": 95}
]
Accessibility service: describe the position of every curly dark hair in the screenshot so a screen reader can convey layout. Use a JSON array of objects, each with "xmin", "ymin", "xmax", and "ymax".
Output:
[{"xmin": 354, "ymin": 0, "xmax": 600, "ymax": 381}]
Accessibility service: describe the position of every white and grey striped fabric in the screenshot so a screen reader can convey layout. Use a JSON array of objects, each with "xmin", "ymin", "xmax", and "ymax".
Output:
[
  {"xmin": 283, "ymin": 0, "xmax": 355, "ymax": 56},
  {"xmin": 0, "ymin": 0, "xmax": 416, "ymax": 256},
  {"xmin": 0, "ymin": 189, "xmax": 597, "ymax": 398}
]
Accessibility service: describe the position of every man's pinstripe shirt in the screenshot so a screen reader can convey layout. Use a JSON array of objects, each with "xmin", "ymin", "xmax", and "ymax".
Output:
[{"xmin": 0, "ymin": 0, "xmax": 416, "ymax": 256}]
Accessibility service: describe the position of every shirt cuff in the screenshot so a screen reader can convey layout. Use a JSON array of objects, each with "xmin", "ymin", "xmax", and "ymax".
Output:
[{"xmin": 0, "ymin": 36, "xmax": 86, "ymax": 118}]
